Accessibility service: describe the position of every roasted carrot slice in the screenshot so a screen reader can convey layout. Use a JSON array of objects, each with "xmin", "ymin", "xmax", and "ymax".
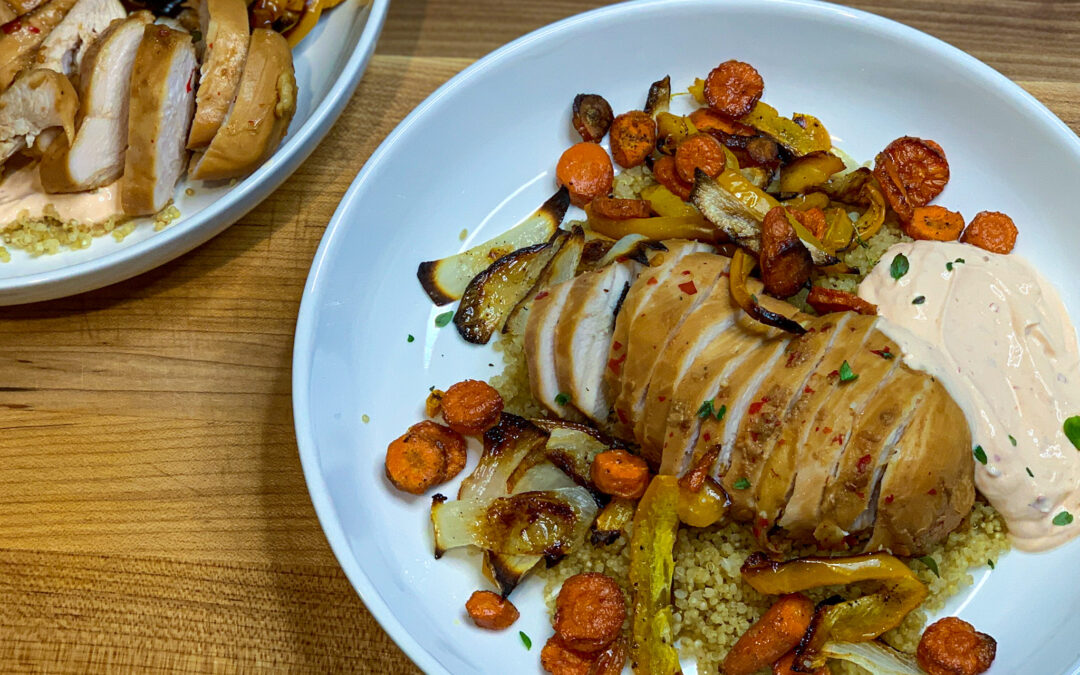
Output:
[
  {"xmin": 572, "ymin": 93, "xmax": 614, "ymax": 143},
  {"xmin": 590, "ymin": 196, "xmax": 653, "ymax": 220},
  {"xmin": 772, "ymin": 651, "xmax": 827, "ymax": 675},
  {"xmin": 557, "ymin": 142, "xmax": 614, "ymax": 207},
  {"xmin": 704, "ymin": 60, "xmax": 764, "ymax": 118},
  {"xmin": 609, "ymin": 110, "xmax": 657, "ymax": 168},
  {"xmin": 410, "ymin": 420, "xmax": 467, "ymax": 482},
  {"xmin": 961, "ymin": 210, "xmax": 1017, "ymax": 254},
  {"xmin": 788, "ymin": 206, "xmax": 827, "ymax": 240},
  {"xmin": 760, "ymin": 206, "xmax": 812, "ymax": 299},
  {"xmin": 541, "ymin": 635, "xmax": 594, "ymax": 675},
  {"xmin": 721, "ymin": 593, "xmax": 815, "ymax": 675},
  {"xmin": 591, "ymin": 449, "xmax": 650, "ymax": 499},
  {"xmin": 675, "ymin": 133, "xmax": 727, "ymax": 182},
  {"xmin": 385, "ymin": 425, "xmax": 448, "ymax": 494},
  {"xmin": 441, "ymin": 379, "xmax": 504, "ymax": 436},
  {"xmin": 652, "ymin": 154, "xmax": 693, "ymax": 201},
  {"xmin": 465, "ymin": 590, "xmax": 520, "ymax": 630},
  {"xmin": 806, "ymin": 286, "xmax": 878, "ymax": 316},
  {"xmin": 872, "ymin": 136, "xmax": 949, "ymax": 221},
  {"xmin": 688, "ymin": 107, "xmax": 756, "ymax": 136},
  {"xmin": 554, "ymin": 572, "xmax": 627, "ymax": 653},
  {"xmin": 904, "ymin": 204, "xmax": 964, "ymax": 241},
  {"xmin": 917, "ymin": 617, "xmax": 997, "ymax": 675}
]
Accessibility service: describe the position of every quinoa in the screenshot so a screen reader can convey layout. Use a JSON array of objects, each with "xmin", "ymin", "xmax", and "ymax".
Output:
[{"xmin": 0, "ymin": 204, "xmax": 181, "ymax": 259}]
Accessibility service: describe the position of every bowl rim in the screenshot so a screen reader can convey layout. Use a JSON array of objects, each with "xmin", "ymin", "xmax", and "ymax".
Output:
[
  {"xmin": 0, "ymin": 0, "xmax": 391, "ymax": 303},
  {"xmin": 292, "ymin": 1, "xmax": 1080, "ymax": 672}
]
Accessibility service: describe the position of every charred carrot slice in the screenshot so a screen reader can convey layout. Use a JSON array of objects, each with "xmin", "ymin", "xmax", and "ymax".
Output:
[
  {"xmin": 721, "ymin": 593, "xmax": 815, "ymax": 675},
  {"xmin": 772, "ymin": 651, "xmax": 827, "ymax": 675},
  {"xmin": 675, "ymin": 133, "xmax": 727, "ymax": 183},
  {"xmin": 806, "ymin": 286, "xmax": 878, "ymax": 316},
  {"xmin": 609, "ymin": 110, "xmax": 657, "ymax": 168},
  {"xmin": 704, "ymin": 60, "xmax": 764, "ymax": 118},
  {"xmin": 557, "ymin": 142, "xmax": 614, "ymax": 207},
  {"xmin": 590, "ymin": 449, "xmax": 650, "ymax": 500},
  {"xmin": 760, "ymin": 206, "xmax": 812, "ymax": 299},
  {"xmin": 385, "ymin": 425, "xmax": 448, "ymax": 494},
  {"xmin": 410, "ymin": 420, "xmax": 467, "ymax": 482},
  {"xmin": 917, "ymin": 617, "xmax": 997, "ymax": 675},
  {"xmin": 441, "ymin": 379, "xmax": 504, "ymax": 436},
  {"xmin": 652, "ymin": 155, "xmax": 693, "ymax": 201},
  {"xmin": 465, "ymin": 590, "xmax": 520, "ymax": 630},
  {"xmin": 787, "ymin": 206, "xmax": 827, "ymax": 240},
  {"xmin": 904, "ymin": 205, "xmax": 964, "ymax": 241},
  {"xmin": 554, "ymin": 572, "xmax": 627, "ymax": 653},
  {"xmin": 961, "ymin": 210, "xmax": 1017, "ymax": 254},
  {"xmin": 541, "ymin": 635, "xmax": 595, "ymax": 675},
  {"xmin": 688, "ymin": 107, "xmax": 756, "ymax": 136},
  {"xmin": 872, "ymin": 137, "xmax": 949, "ymax": 222},
  {"xmin": 590, "ymin": 196, "xmax": 653, "ymax": 220}
]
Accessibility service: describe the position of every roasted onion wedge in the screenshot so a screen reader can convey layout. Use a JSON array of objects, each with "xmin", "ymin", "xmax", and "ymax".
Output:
[
  {"xmin": 690, "ymin": 169, "xmax": 764, "ymax": 251},
  {"xmin": 417, "ymin": 188, "xmax": 569, "ymax": 305},
  {"xmin": 503, "ymin": 227, "xmax": 584, "ymax": 336},
  {"xmin": 458, "ymin": 413, "xmax": 549, "ymax": 501},
  {"xmin": 591, "ymin": 496, "xmax": 635, "ymax": 545},
  {"xmin": 644, "ymin": 74, "xmax": 671, "ymax": 117}
]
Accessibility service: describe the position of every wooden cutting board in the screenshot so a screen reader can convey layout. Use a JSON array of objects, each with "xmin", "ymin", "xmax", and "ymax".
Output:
[{"xmin": 0, "ymin": 0, "xmax": 1077, "ymax": 671}]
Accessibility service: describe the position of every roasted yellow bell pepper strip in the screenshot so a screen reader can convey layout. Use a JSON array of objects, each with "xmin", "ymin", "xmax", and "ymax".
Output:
[
  {"xmin": 782, "ymin": 192, "xmax": 830, "ymax": 211},
  {"xmin": 688, "ymin": 78, "xmax": 706, "ymax": 105},
  {"xmin": 854, "ymin": 179, "xmax": 886, "ymax": 241},
  {"xmin": 821, "ymin": 206, "xmax": 855, "ymax": 253},
  {"xmin": 640, "ymin": 184, "xmax": 700, "ymax": 218},
  {"xmin": 655, "ymin": 112, "xmax": 697, "ymax": 154},
  {"xmin": 586, "ymin": 203, "xmax": 716, "ymax": 242},
  {"xmin": 629, "ymin": 475, "xmax": 682, "ymax": 675},
  {"xmin": 285, "ymin": 0, "xmax": 327, "ymax": 46},
  {"xmin": 730, "ymin": 249, "xmax": 806, "ymax": 335},
  {"xmin": 714, "ymin": 169, "xmax": 779, "ymax": 220},
  {"xmin": 778, "ymin": 151, "xmax": 846, "ymax": 194},
  {"xmin": 742, "ymin": 101, "xmax": 831, "ymax": 156}
]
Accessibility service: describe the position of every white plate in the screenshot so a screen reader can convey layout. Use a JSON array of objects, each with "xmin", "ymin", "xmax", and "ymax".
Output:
[
  {"xmin": 293, "ymin": 1, "xmax": 1080, "ymax": 673},
  {"xmin": 0, "ymin": 0, "xmax": 388, "ymax": 305}
]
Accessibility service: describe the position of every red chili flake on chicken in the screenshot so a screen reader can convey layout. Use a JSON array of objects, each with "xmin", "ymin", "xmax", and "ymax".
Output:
[
  {"xmin": 617, "ymin": 409, "xmax": 630, "ymax": 425},
  {"xmin": 678, "ymin": 280, "xmax": 697, "ymax": 295},
  {"xmin": 803, "ymin": 385, "xmax": 815, "ymax": 394},
  {"xmin": 534, "ymin": 291, "xmax": 549, "ymax": 300},
  {"xmin": 28, "ymin": 25, "xmax": 39, "ymax": 33},
  {"xmin": 928, "ymin": 488, "xmax": 938, "ymax": 496},
  {"xmin": 856, "ymin": 454, "xmax": 872, "ymax": 473},
  {"xmin": 822, "ymin": 427, "xmax": 833, "ymax": 435},
  {"xmin": 607, "ymin": 353, "xmax": 627, "ymax": 375},
  {"xmin": 186, "ymin": 71, "xmax": 194, "ymax": 92},
  {"xmin": 657, "ymin": 395, "xmax": 666, "ymax": 402},
  {"xmin": 748, "ymin": 398, "xmax": 769, "ymax": 415},
  {"xmin": 871, "ymin": 348, "xmax": 893, "ymax": 359},
  {"xmin": 832, "ymin": 433, "xmax": 845, "ymax": 445},
  {"xmin": 612, "ymin": 340, "xmax": 622, "ymax": 351},
  {"xmin": 884, "ymin": 494, "xmax": 895, "ymax": 504},
  {"xmin": 647, "ymin": 277, "xmax": 658, "ymax": 285},
  {"xmin": 702, "ymin": 432, "xmax": 711, "ymax": 442},
  {"xmin": 2, "ymin": 20, "xmax": 21, "ymax": 33},
  {"xmin": 681, "ymin": 270, "xmax": 692, "ymax": 275},
  {"xmin": 750, "ymin": 431, "xmax": 760, "ymax": 443},
  {"xmin": 828, "ymin": 369, "xmax": 840, "ymax": 381}
]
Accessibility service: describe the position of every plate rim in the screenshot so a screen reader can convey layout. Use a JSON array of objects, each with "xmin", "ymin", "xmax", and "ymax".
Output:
[
  {"xmin": 292, "ymin": 1, "xmax": 1080, "ymax": 672},
  {"xmin": 0, "ymin": 0, "xmax": 390, "ymax": 304}
]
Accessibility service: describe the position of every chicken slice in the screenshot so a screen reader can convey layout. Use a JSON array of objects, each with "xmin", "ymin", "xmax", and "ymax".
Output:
[
  {"xmin": 39, "ymin": 11, "xmax": 151, "ymax": 192},
  {"xmin": 866, "ymin": 380, "xmax": 974, "ymax": 556},
  {"xmin": 753, "ymin": 314, "xmax": 878, "ymax": 530},
  {"xmin": 121, "ymin": 24, "xmax": 197, "ymax": 216},
  {"xmin": 605, "ymin": 239, "xmax": 711, "ymax": 438},
  {"xmin": 553, "ymin": 260, "xmax": 638, "ymax": 424},
  {"xmin": 779, "ymin": 325, "xmax": 901, "ymax": 537},
  {"xmin": 0, "ymin": 68, "xmax": 75, "ymax": 165},
  {"xmin": 722, "ymin": 312, "xmax": 852, "ymax": 522},
  {"xmin": 188, "ymin": 29, "xmax": 295, "ymax": 181},
  {"xmin": 816, "ymin": 366, "xmax": 934, "ymax": 544},
  {"xmin": 187, "ymin": 0, "xmax": 248, "ymax": 149},
  {"xmin": 524, "ymin": 279, "xmax": 575, "ymax": 415},
  {"xmin": 5, "ymin": 0, "xmax": 50, "ymax": 20},
  {"xmin": 34, "ymin": 0, "xmax": 125, "ymax": 81},
  {"xmin": 0, "ymin": 0, "xmax": 79, "ymax": 91}
]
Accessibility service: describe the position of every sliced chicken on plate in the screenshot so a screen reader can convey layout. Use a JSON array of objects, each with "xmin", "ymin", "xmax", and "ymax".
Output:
[
  {"xmin": 39, "ymin": 11, "xmax": 151, "ymax": 192},
  {"xmin": 188, "ymin": 28, "xmax": 295, "ymax": 181},
  {"xmin": 0, "ymin": 67, "xmax": 76, "ymax": 165},
  {"xmin": 187, "ymin": 0, "xmax": 249, "ymax": 149},
  {"xmin": 1, "ymin": 0, "xmax": 51, "ymax": 23},
  {"xmin": 524, "ymin": 280, "xmax": 575, "ymax": 415},
  {"xmin": 34, "ymin": 0, "xmax": 125, "ymax": 81},
  {"xmin": 121, "ymin": 24, "xmax": 197, "ymax": 216},
  {"xmin": 0, "ymin": 0, "xmax": 79, "ymax": 91}
]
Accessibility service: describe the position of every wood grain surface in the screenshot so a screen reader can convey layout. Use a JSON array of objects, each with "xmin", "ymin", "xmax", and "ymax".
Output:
[{"xmin": 1, "ymin": 0, "xmax": 1077, "ymax": 672}]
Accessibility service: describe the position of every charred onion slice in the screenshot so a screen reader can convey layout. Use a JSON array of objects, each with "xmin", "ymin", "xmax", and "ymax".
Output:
[
  {"xmin": 417, "ymin": 188, "xmax": 569, "ymax": 305},
  {"xmin": 820, "ymin": 640, "xmax": 924, "ymax": 675},
  {"xmin": 730, "ymin": 249, "xmax": 806, "ymax": 334},
  {"xmin": 431, "ymin": 486, "xmax": 597, "ymax": 559},
  {"xmin": 482, "ymin": 551, "xmax": 539, "ymax": 597},
  {"xmin": 586, "ymin": 203, "xmax": 717, "ymax": 243},
  {"xmin": 592, "ymin": 233, "xmax": 652, "ymax": 268},
  {"xmin": 690, "ymin": 169, "xmax": 768, "ymax": 251},
  {"xmin": 591, "ymin": 496, "xmax": 636, "ymax": 545},
  {"xmin": 503, "ymin": 228, "xmax": 581, "ymax": 336},
  {"xmin": 628, "ymin": 475, "xmax": 681, "ymax": 675},
  {"xmin": 542, "ymin": 424, "xmax": 611, "ymax": 500},
  {"xmin": 571, "ymin": 94, "xmax": 614, "ymax": 143},
  {"xmin": 740, "ymin": 552, "xmax": 928, "ymax": 671},
  {"xmin": 459, "ymin": 413, "xmax": 549, "ymax": 501},
  {"xmin": 644, "ymin": 75, "xmax": 671, "ymax": 118}
]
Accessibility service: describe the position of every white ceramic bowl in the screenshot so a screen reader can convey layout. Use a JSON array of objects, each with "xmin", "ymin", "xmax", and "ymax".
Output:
[
  {"xmin": 0, "ymin": 0, "xmax": 388, "ymax": 305},
  {"xmin": 293, "ymin": 1, "xmax": 1080, "ymax": 672}
]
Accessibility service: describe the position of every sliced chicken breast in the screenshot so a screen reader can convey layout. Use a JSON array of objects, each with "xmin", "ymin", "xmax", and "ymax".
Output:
[
  {"xmin": 6, "ymin": 0, "xmax": 50, "ymax": 19},
  {"xmin": 0, "ymin": 67, "xmax": 76, "ymax": 165},
  {"xmin": 34, "ymin": 0, "xmax": 124, "ymax": 81},
  {"xmin": 188, "ymin": 29, "xmax": 295, "ymax": 181},
  {"xmin": 0, "ymin": 2, "xmax": 16, "ymax": 26},
  {"xmin": 0, "ymin": 0, "xmax": 79, "ymax": 91},
  {"xmin": 121, "ymin": 24, "xmax": 197, "ymax": 216},
  {"xmin": 187, "ymin": 0, "xmax": 248, "ymax": 149},
  {"xmin": 524, "ymin": 280, "xmax": 575, "ymax": 414},
  {"xmin": 39, "ymin": 11, "xmax": 151, "ymax": 192},
  {"xmin": 553, "ymin": 260, "xmax": 638, "ymax": 424}
]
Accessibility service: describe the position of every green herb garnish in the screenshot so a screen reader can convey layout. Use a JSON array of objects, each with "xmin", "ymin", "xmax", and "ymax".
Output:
[
  {"xmin": 1026, "ymin": 467, "xmax": 1034, "ymax": 478},
  {"xmin": 715, "ymin": 404, "xmax": 727, "ymax": 421},
  {"xmin": 838, "ymin": 360, "xmax": 858, "ymax": 383},
  {"xmin": 733, "ymin": 477, "xmax": 751, "ymax": 490},
  {"xmin": 407, "ymin": 334, "xmax": 415, "ymax": 343},
  {"xmin": 555, "ymin": 393, "xmax": 569, "ymax": 406},
  {"xmin": 955, "ymin": 257, "xmax": 965, "ymax": 264},
  {"xmin": 1053, "ymin": 511, "xmax": 1074, "ymax": 526},
  {"xmin": 434, "ymin": 311, "xmax": 454, "ymax": 327},
  {"xmin": 1065, "ymin": 416, "xmax": 1080, "ymax": 451},
  {"xmin": 973, "ymin": 445, "xmax": 987, "ymax": 465},
  {"xmin": 912, "ymin": 295, "xmax": 926, "ymax": 305},
  {"xmin": 697, "ymin": 399, "xmax": 715, "ymax": 418},
  {"xmin": 987, "ymin": 559, "xmax": 995, "ymax": 569},
  {"xmin": 519, "ymin": 631, "xmax": 532, "ymax": 650},
  {"xmin": 918, "ymin": 556, "xmax": 940, "ymax": 577},
  {"xmin": 946, "ymin": 262, "xmax": 954, "ymax": 272},
  {"xmin": 1008, "ymin": 434, "xmax": 1017, "ymax": 446},
  {"xmin": 890, "ymin": 253, "xmax": 909, "ymax": 280}
]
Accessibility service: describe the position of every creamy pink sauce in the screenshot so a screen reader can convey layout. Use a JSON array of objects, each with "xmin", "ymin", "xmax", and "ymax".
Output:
[
  {"xmin": 859, "ymin": 240, "xmax": 1080, "ymax": 551},
  {"xmin": 0, "ymin": 163, "xmax": 123, "ymax": 226}
]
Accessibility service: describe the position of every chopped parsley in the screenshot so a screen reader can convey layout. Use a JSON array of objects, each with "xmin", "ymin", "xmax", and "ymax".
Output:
[
  {"xmin": 434, "ymin": 310, "xmax": 454, "ymax": 327},
  {"xmin": 555, "ymin": 393, "xmax": 569, "ymax": 406},
  {"xmin": 715, "ymin": 404, "xmax": 727, "ymax": 422},
  {"xmin": 945, "ymin": 262, "xmax": 954, "ymax": 272},
  {"xmin": 407, "ymin": 334, "xmax": 415, "ymax": 343},
  {"xmin": 1065, "ymin": 416, "xmax": 1080, "ymax": 451},
  {"xmin": 918, "ymin": 555, "xmax": 940, "ymax": 577},
  {"xmin": 1053, "ymin": 511, "xmax": 1073, "ymax": 527},
  {"xmin": 890, "ymin": 253, "xmax": 909, "ymax": 280},
  {"xmin": 973, "ymin": 445, "xmax": 987, "ymax": 465},
  {"xmin": 519, "ymin": 631, "xmax": 532, "ymax": 650},
  {"xmin": 1008, "ymin": 434, "xmax": 1017, "ymax": 446},
  {"xmin": 987, "ymin": 559, "xmax": 996, "ymax": 569},
  {"xmin": 955, "ymin": 257, "xmax": 966, "ymax": 264},
  {"xmin": 946, "ymin": 258, "xmax": 965, "ymax": 272},
  {"xmin": 1026, "ymin": 466, "xmax": 1035, "ymax": 478},
  {"xmin": 912, "ymin": 295, "xmax": 926, "ymax": 305},
  {"xmin": 697, "ymin": 399, "xmax": 715, "ymax": 418},
  {"xmin": 733, "ymin": 477, "xmax": 751, "ymax": 490},
  {"xmin": 838, "ymin": 360, "xmax": 858, "ymax": 383}
]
